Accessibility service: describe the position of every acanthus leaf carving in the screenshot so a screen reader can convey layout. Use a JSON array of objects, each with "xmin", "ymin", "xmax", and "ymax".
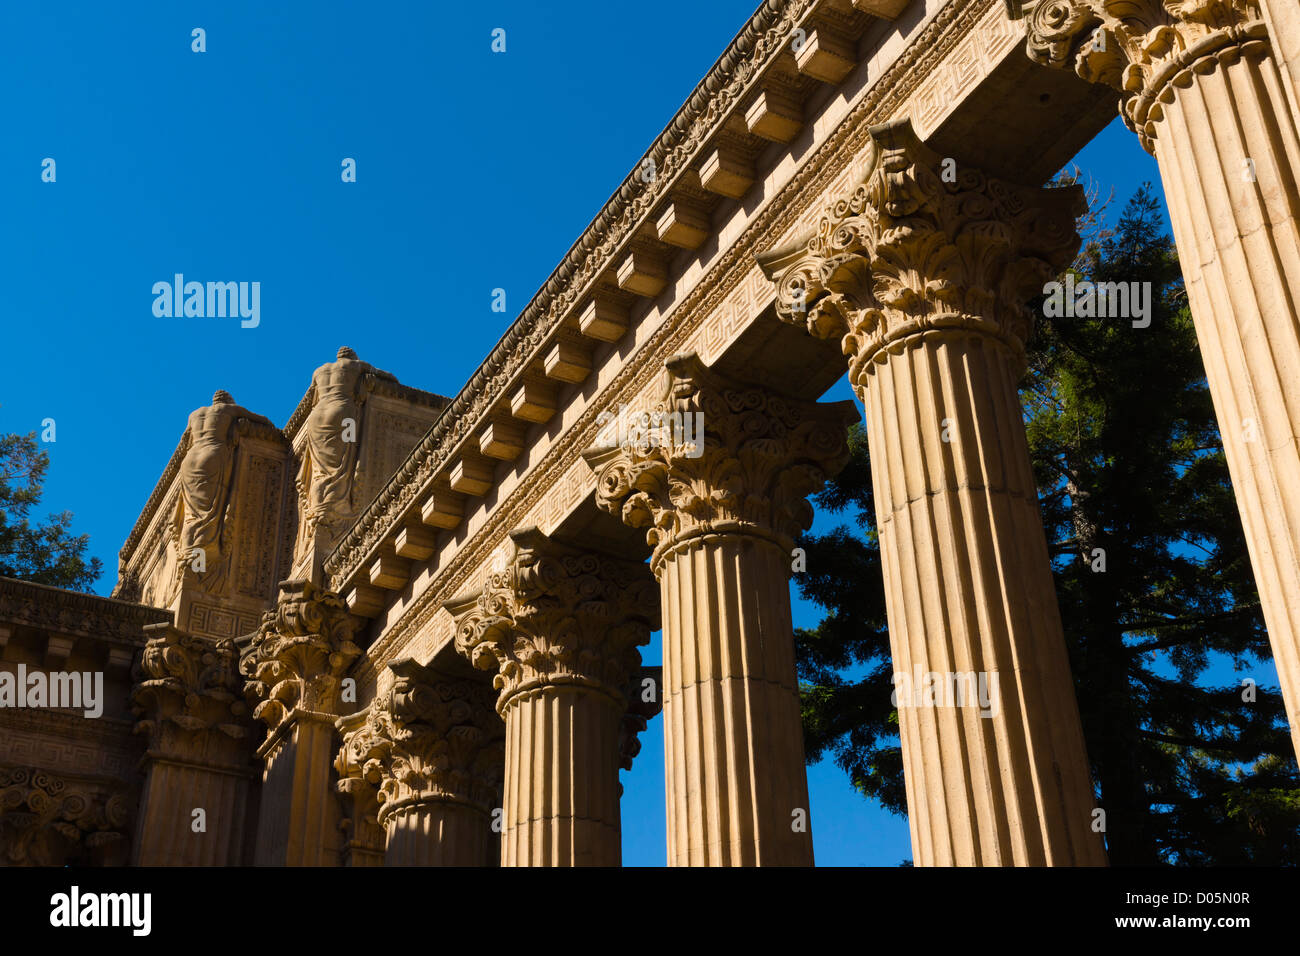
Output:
[
  {"xmin": 238, "ymin": 579, "xmax": 362, "ymax": 735},
  {"xmin": 335, "ymin": 658, "xmax": 503, "ymax": 823},
  {"xmin": 584, "ymin": 352, "xmax": 857, "ymax": 570},
  {"xmin": 1010, "ymin": 0, "xmax": 1266, "ymax": 152},
  {"xmin": 448, "ymin": 529, "xmax": 659, "ymax": 712},
  {"xmin": 759, "ymin": 119, "xmax": 1083, "ymax": 388}
]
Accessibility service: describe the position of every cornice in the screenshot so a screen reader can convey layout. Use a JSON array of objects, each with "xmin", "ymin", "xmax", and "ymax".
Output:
[
  {"xmin": 0, "ymin": 575, "xmax": 173, "ymax": 644},
  {"xmin": 323, "ymin": 0, "xmax": 828, "ymax": 587},
  {"xmin": 348, "ymin": 0, "xmax": 996, "ymax": 691}
]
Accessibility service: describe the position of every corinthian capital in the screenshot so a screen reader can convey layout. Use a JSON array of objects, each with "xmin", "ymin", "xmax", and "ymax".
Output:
[
  {"xmin": 131, "ymin": 623, "xmax": 249, "ymax": 762},
  {"xmin": 758, "ymin": 120, "xmax": 1082, "ymax": 385},
  {"xmin": 447, "ymin": 529, "xmax": 659, "ymax": 711},
  {"xmin": 335, "ymin": 659, "xmax": 503, "ymax": 824},
  {"xmin": 239, "ymin": 579, "xmax": 362, "ymax": 734},
  {"xmin": 583, "ymin": 352, "xmax": 857, "ymax": 567},
  {"xmin": 1009, "ymin": 0, "xmax": 1267, "ymax": 151}
]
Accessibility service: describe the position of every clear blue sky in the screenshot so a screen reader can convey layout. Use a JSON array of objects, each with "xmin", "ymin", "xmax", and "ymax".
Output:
[{"xmin": 2, "ymin": 1, "xmax": 1185, "ymax": 865}]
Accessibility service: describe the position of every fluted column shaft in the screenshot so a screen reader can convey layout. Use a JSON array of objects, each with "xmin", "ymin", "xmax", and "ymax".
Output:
[
  {"xmin": 451, "ymin": 528, "xmax": 657, "ymax": 867},
  {"xmin": 586, "ymin": 352, "xmax": 854, "ymax": 866},
  {"xmin": 1019, "ymin": 0, "xmax": 1300, "ymax": 761},
  {"xmin": 1149, "ymin": 40, "xmax": 1300, "ymax": 761},
  {"xmin": 385, "ymin": 799, "xmax": 493, "ymax": 866},
  {"xmin": 500, "ymin": 685, "xmax": 623, "ymax": 866},
  {"xmin": 134, "ymin": 760, "xmax": 253, "ymax": 865},
  {"xmin": 1261, "ymin": 0, "xmax": 1300, "ymax": 128},
  {"xmin": 858, "ymin": 331, "xmax": 1106, "ymax": 865},
  {"xmin": 760, "ymin": 119, "xmax": 1106, "ymax": 865},
  {"xmin": 659, "ymin": 532, "xmax": 812, "ymax": 866},
  {"xmin": 254, "ymin": 715, "xmax": 343, "ymax": 865}
]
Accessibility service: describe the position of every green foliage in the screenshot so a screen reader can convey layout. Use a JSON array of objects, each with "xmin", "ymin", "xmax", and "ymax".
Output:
[
  {"xmin": 795, "ymin": 185, "xmax": 1300, "ymax": 864},
  {"xmin": 0, "ymin": 431, "xmax": 102, "ymax": 592}
]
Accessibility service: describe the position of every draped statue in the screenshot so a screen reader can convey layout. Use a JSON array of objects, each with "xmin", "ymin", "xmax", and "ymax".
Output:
[
  {"xmin": 297, "ymin": 347, "xmax": 396, "ymax": 545},
  {"xmin": 176, "ymin": 390, "xmax": 271, "ymax": 593}
]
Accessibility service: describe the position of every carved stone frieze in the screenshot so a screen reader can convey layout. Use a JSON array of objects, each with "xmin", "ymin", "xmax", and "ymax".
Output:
[{"xmin": 0, "ymin": 768, "xmax": 132, "ymax": 866}]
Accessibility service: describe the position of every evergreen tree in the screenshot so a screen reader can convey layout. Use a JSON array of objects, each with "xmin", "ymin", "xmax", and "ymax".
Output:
[
  {"xmin": 795, "ymin": 185, "xmax": 1300, "ymax": 864},
  {"xmin": 0, "ymin": 430, "xmax": 102, "ymax": 592}
]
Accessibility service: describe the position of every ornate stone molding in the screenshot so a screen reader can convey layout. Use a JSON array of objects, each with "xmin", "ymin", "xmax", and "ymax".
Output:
[
  {"xmin": 322, "ymin": 0, "xmax": 825, "ymax": 588},
  {"xmin": 449, "ymin": 529, "xmax": 659, "ymax": 712},
  {"xmin": 344, "ymin": 0, "xmax": 1004, "ymax": 690},
  {"xmin": 239, "ymin": 580, "xmax": 362, "ymax": 736},
  {"xmin": 0, "ymin": 576, "xmax": 172, "ymax": 644},
  {"xmin": 585, "ymin": 352, "xmax": 856, "ymax": 570},
  {"xmin": 1009, "ymin": 0, "xmax": 1268, "ymax": 152},
  {"xmin": 759, "ymin": 120, "xmax": 1082, "ymax": 383},
  {"xmin": 335, "ymin": 658, "xmax": 502, "ymax": 825},
  {"xmin": 131, "ymin": 623, "xmax": 249, "ymax": 762},
  {"xmin": 0, "ymin": 767, "xmax": 132, "ymax": 866}
]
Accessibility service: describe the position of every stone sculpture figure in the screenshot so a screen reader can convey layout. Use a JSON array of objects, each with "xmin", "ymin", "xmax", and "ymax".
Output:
[
  {"xmin": 176, "ymin": 390, "xmax": 271, "ymax": 594},
  {"xmin": 297, "ymin": 347, "xmax": 396, "ymax": 544}
]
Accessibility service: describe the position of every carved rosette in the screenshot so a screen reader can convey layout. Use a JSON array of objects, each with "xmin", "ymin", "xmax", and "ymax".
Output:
[
  {"xmin": 761, "ymin": 120, "xmax": 1083, "ymax": 387},
  {"xmin": 583, "ymin": 352, "xmax": 856, "ymax": 570},
  {"xmin": 131, "ymin": 623, "xmax": 249, "ymax": 763},
  {"xmin": 239, "ymin": 579, "xmax": 362, "ymax": 735},
  {"xmin": 335, "ymin": 659, "xmax": 503, "ymax": 824},
  {"xmin": 450, "ymin": 529, "xmax": 659, "ymax": 713},
  {"xmin": 0, "ymin": 768, "xmax": 132, "ymax": 866},
  {"xmin": 1012, "ymin": 0, "xmax": 1266, "ymax": 152}
]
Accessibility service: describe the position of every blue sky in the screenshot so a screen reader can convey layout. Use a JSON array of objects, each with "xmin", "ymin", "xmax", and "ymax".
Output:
[{"xmin": 1, "ymin": 2, "xmax": 1193, "ymax": 865}]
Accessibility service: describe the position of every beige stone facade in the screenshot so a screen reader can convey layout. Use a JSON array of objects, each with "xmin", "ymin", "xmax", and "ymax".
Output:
[{"xmin": 1, "ymin": 0, "xmax": 1296, "ymax": 866}]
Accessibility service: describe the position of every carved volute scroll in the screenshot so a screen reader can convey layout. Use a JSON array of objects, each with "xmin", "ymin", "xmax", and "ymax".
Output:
[{"xmin": 1010, "ymin": 0, "xmax": 1266, "ymax": 152}]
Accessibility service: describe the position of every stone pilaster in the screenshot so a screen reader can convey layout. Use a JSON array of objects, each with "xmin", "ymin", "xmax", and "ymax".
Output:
[
  {"xmin": 761, "ymin": 119, "xmax": 1107, "ymax": 865},
  {"xmin": 130, "ymin": 623, "xmax": 255, "ymax": 865},
  {"xmin": 239, "ymin": 579, "xmax": 362, "ymax": 866},
  {"xmin": 450, "ymin": 529, "xmax": 658, "ymax": 866},
  {"xmin": 585, "ymin": 354, "xmax": 856, "ymax": 866},
  {"xmin": 335, "ymin": 658, "xmax": 503, "ymax": 866},
  {"xmin": 1017, "ymin": 0, "xmax": 1300, "ymax": 763}
]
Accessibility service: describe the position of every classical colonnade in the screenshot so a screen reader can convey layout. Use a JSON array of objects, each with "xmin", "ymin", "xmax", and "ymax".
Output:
[{"xmin": 116, "ymin": 0, "xmax": 1300, "ymax": 867}]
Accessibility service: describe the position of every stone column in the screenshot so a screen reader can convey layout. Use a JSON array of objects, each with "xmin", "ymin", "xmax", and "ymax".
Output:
[
  {"xmin": 239, "ymin": 579, "xmax": 361, "ymax": 866},
  {"xmin": 450, "ymin": 528, "xmax": 658, "ymax": 866},
  {"xmin": 130, "ymin": 623, "xmax": 255, "ymax": 865},
  {"xmin": 760, "ymin": 120, "xmax": 1107, "ymax": 865},
  {"xmin": 585, "ymin": 355, "xmax": 856, "ymax": 866},
  {"xmin": 335, "ymin": 658, "xmax": 503, "ymax": 866},
  {"xmin": 1018, "ymin": 0, "xmax": 1300, "ymax": 761}
]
